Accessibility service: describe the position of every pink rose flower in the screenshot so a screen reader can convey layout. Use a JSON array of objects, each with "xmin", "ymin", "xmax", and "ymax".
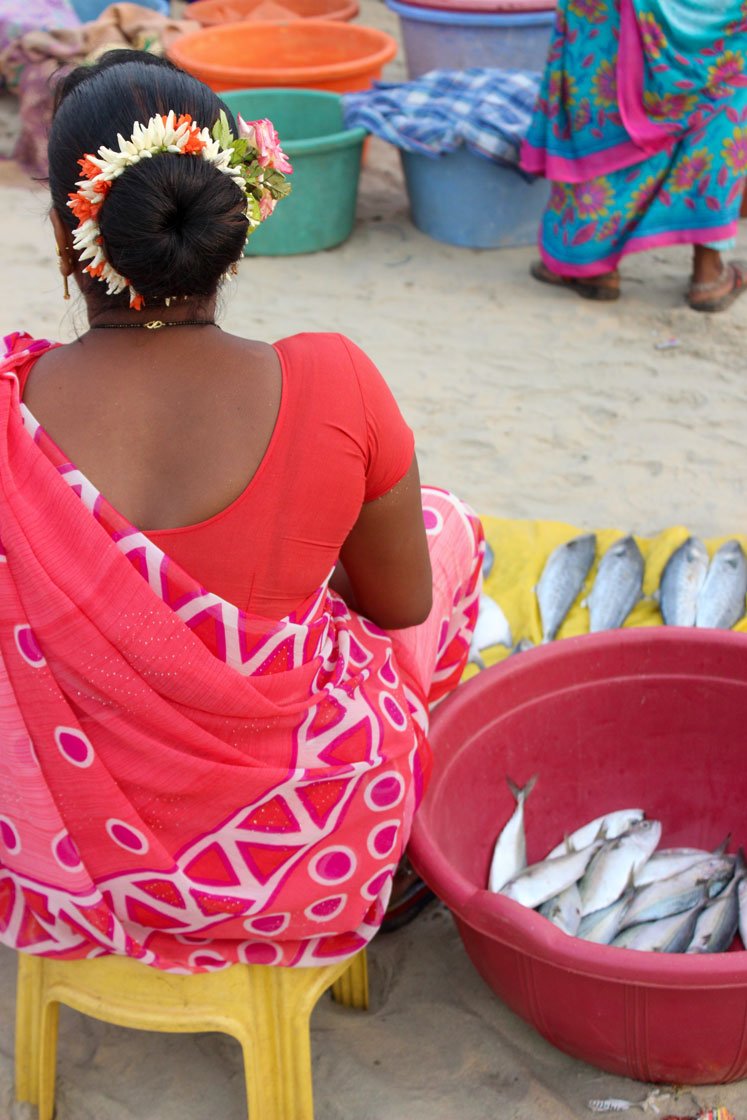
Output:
[{"xmin": 237, "ymin": 115, "xmax": 293, "ymax": 174}]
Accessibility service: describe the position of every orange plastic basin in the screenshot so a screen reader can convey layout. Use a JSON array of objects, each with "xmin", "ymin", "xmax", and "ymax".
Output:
[
  {"xmin": 167, "ymin": 20, "xmax": 398, "ymax": 93},
  {"xmin": 185, "ymin": 0, "xmax": 360, "ymax": 27}
]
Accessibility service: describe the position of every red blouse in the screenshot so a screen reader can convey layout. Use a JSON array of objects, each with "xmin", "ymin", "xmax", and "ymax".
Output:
[{"xmin": 18, "ymin": 332, "xmax": 414, "ymax": 618}]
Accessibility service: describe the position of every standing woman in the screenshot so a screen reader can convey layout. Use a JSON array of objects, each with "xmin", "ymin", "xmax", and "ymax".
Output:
[
  {"xmin": 522, "ymin": 0, "xmax": 747, "ymax": 311},
  {"xmin": 0, "ymin": 52, "xmax": 483, "ymax": 971}
]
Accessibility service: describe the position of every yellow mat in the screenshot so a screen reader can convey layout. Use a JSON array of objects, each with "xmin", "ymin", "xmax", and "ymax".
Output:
[{"xmin": 470, "ymin": 517, "xmax": 747, "ymax": 679}]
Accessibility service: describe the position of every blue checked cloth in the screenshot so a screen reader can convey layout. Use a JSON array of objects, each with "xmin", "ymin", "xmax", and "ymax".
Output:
[{"xmin": 342, "ymin": 68, "xmax": 541, "ymax": 172}]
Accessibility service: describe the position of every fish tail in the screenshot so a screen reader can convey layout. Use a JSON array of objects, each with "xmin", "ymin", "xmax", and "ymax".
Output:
[
  {"xmin": 525, "ymin": 773, "xmax": 538, "ymax": 798},
  {"xmin": 506, "ymin": 773, "xmax": 538, "ymax": 804}
]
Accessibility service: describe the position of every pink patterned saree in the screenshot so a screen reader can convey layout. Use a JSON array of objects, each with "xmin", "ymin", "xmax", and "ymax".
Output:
[{"xmin": 0, "ymin": 333, "xmax": 483, "ymax": 971}]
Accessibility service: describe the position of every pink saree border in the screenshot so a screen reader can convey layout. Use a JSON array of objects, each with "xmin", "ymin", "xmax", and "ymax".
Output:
[
  {"xmin": 520, "ymin": 135, "xmax": 675, "ymax": 183},
  {"xmin": 538, "ymin": 220, "xmax": 741, "ymax": 277}
]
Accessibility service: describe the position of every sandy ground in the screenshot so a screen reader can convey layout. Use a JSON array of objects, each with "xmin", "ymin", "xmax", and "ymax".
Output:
[{"xmin": 1, "ymin": 1, "xmax": 747, "ymax": 1117}]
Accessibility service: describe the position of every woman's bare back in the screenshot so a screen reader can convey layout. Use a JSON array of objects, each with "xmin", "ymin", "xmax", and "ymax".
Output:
[{"xmin": 22, "ymin": 327, "xmax": 282, "ymax": 531}]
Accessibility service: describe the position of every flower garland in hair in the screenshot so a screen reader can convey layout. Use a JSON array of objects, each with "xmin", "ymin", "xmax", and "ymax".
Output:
[{"xmin": 67, "ymin": 109, "xmax": 292, "ymax": 310}]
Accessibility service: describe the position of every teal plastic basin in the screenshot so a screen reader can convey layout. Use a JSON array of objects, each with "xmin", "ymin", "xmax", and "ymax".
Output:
[{"xmin": 222, "ymin": 88, "xmax": 367, "ymax": 255}]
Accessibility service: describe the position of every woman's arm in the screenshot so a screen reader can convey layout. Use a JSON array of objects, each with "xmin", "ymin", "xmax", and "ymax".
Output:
[{"xmin": 329, "ymin": 455, "xmax": 433, "ymax": 630}]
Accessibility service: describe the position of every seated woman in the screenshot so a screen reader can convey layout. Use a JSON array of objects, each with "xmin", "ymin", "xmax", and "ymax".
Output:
[
  {"xmin": 522, "ymin": 0, "xmax": 747, "ymax": 312},
  {"xmin": 0, "ymin": 52, "xmax": 483, "ymax": 971}
]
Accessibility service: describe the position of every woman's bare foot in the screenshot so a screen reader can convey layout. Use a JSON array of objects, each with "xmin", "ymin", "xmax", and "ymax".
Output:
[
  {"xmin": 689, "ymin": 248, "xmax": 747, "ymax": 312},
  {"xmin": 691, "ymin": 245, "xmax": 724, "ymax": 287}
]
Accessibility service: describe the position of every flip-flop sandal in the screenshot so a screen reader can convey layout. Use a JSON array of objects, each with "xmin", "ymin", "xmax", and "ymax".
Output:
[
  {"xmin": 688, "ymin": 261, "xmax": 747, "ymax": 313},
  {"xmin": 530, "ymin": 260, "xmax": 621, "ymax": 302}
]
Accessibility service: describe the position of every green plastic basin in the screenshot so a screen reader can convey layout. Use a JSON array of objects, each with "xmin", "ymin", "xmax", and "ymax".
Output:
[{"xmin": 222, "ymin": 88, "xmax": 367, "ymax": 255}]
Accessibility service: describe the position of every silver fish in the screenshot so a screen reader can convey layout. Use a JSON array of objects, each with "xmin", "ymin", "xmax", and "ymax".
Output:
[
  {"xmin": 501, "ymin": 838, "xmax": 603, "ymax": 909},
  {"xmin": 576, "ymin": 892, "xmax": 633, "ymax": 945},
  {"xmin": 612, "ymin": 899, "xmax": 706, "ymax": 952},
  {"xmin": 487, "ymin": 775, "xmax": 537, "ymax": 893},
  {"xmin": 546, "ymin": 808, "xmax": 645, "ymax": 860},
  {"xmin": 739, "ymin": 876, "xmax": 747, "ymax": 949},
  {"xmin": 659, "ymin": 536, "xmax": 709, "ymax": 626},
  {"xmin": 469, "ymin": 594, "xmax": 512, "ymax": 662},
  {"xmin": 695, "ymin": 539, "xmax": 747, "ymax": 629},
  {"xmin": 634, "ymin": 840, "xmax": 729, "ymax": 887},
  {"xmin": 536, "ymin": 533, "xmax": 596, "ymax": 642},
  {"xmin": 578, "ymin": 819, "xmax": 662, "ymax": 916},
  {"xmin": 686, "ymin": 853, "xmax": 745, "ymax": 954},
  {"xmin": 587, "ymin": 535, "xmax": 644, "ymax": 633},
  {"xmin": 620, "ymin": 856, "xmax": 735, "ymax": 928},
  {"xmin": 539, "ymin": 882, "xmax": 582, "ymax": 935}
]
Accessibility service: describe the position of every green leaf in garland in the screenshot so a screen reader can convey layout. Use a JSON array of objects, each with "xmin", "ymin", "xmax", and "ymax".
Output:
[
  {"xmin": 227, "ymin": 138, "xmax": 250, "ymax": 167},
  {"xmin": 212, "ymin": 109, "xmax": 235, "ymax": 151}
]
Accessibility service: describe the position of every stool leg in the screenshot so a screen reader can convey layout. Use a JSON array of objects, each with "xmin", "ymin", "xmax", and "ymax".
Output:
[
  {"xmin": 330, "ymin": 951, "xmax": 368, "ymax": 1010},
  {"xmin": 239, "ymin": 965, "xmax": 336, "ymax": 1120},
  {"xmin": 37, "ymin": 998, "xmax": 60, "ymax": 1120},
  {"xmin": 15, "ymin": 954, "xmax": 43, "ymax": 1105}
]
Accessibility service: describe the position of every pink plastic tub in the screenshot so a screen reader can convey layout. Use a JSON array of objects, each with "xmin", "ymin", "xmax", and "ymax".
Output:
[{"xmin": 408, "ymin": 629, "xmax": 747, "ymax": 1084}]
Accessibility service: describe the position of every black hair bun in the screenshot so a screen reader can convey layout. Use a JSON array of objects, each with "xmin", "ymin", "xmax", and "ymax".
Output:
[
  {"xmin": 48, "ymin": 52, "xmax": 248, "ymax": 307},
  {"xmin": 100, "ymin": 153, "xmax": 248, "ymax": 301}
]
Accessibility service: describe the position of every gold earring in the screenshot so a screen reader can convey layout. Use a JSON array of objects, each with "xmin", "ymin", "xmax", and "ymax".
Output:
[{"xmin": 56, "ymin": 246, "xmax": 70, "ymax": 301}]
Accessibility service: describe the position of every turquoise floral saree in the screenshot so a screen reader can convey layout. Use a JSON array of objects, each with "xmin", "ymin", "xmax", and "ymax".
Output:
[{"xmin": 521, "ymin": 0, "xmax": 747, "ymax": 275}]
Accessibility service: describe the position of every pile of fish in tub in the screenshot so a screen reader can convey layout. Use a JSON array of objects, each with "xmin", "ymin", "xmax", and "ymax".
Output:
[
  {"xmin": 488, "ymin": 778, "xmax": 747, "ymax": 953},
  {"xmin": 469, "ymin": 534, "xmax": 747, "ymax": 664}
]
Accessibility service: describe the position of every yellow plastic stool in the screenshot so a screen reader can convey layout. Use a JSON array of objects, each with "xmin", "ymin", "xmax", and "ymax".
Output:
[{"xmin": 15, "ymin": 947, "xmax": 368, "ymax": 1120}]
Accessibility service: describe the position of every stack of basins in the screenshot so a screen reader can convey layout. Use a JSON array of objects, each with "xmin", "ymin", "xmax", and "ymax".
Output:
[
  {"xmin": 382, "ymin": 0, "xmax": 556, "ymax": 248},
  {"xmin": 168, "ymin": 4, "xmax": 397, "ymax": 253}
]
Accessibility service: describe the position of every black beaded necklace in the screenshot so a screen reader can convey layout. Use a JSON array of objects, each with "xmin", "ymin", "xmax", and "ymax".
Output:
[{"xmin": 90, "ymin": 319, "xmax": 217, "ymax": 331}]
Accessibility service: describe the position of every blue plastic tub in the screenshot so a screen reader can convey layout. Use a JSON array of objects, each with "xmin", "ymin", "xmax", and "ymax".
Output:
[
  {"xmin": 385, "ymin": 0, "xmax": 554, "ymax": 77},
  {"xmin": 69, "ymin": 0, "xmax": 167, "ymax": 18},
  {"xmin": 401, "ymin": 146, "xmax": 549, "ymax": 248}
]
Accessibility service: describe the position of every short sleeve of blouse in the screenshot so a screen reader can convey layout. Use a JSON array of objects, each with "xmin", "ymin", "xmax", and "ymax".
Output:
[{"xmin": 337, "ymin": 335, "xmax": 415, "ymax": 503}]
